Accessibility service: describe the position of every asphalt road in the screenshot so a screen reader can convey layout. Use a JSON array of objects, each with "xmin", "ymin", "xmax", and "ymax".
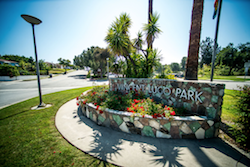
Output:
[
  {"xmin": 0, "ymin": 70, "xmax": 249, "ymax": 109},
  {"xmin": 0, "ymin": 70, "xmax": 108, "ymax": 109}
]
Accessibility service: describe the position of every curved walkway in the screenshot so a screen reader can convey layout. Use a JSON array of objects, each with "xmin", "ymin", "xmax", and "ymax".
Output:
[{"xmin": 55, "ymin": 99, "xmax": 250, "ymax": 167}]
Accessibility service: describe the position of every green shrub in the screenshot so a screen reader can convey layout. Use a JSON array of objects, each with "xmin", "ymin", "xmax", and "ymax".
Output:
[
  {"xmin": 155, "ymin": 74, "xmax": 175, "ymax": 80},
  {"xmin": 78, "ymin": 86, "xmax": 184, "ymax": 118},
  {"xmin": 230, "ymin": 85, "xmax": 250, "ymax": 149},
  {"xmin": 0, "ymin": 64, "xmax": 20, "ymax": 77},
  {"xmin": 87, "ymin": 71, "xmax": 91, "ymax": 78}
]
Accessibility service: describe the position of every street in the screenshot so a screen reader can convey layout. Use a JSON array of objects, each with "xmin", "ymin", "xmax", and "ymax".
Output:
[
  {"xmin": 0, "ymin": 70, "xmax": 108, "ymax": 109},
  {"xmin": 0, "ymin": 70, "xmax": 249, "ymax": 109}
]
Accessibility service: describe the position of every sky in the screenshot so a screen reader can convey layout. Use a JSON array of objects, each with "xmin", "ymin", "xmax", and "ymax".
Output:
[{"xmin": 0, "ymin": 0, "xmax": 250, "ymax": 65}]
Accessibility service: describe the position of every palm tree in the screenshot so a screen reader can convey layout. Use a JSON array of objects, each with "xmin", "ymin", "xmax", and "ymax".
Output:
[
  {"xmin": 143, "ymin": 13, "xmax": 162, "ymax": 75},
  {"xmin": 185, "ymin": 0, "xmax": 204, "ymax": 80},
  {"xmin": 143, "ymin": 13, "xmax": 161, "ymax": 50},
  {"xmin": 105, "ymin": 13, "xmax": 138, "ymax": 74},
  {"xmin": 148, "ymin": 0, "xmax": 153, "ymax": 49},
  {"xmin": 132, "ymin": 31, "xmax": 144, "ymax": 52}
]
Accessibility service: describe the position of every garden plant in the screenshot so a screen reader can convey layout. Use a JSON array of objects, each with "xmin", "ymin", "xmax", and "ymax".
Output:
[{"xmin": 77, "ymin": 86, "xmax": 179, "ymax": 119}]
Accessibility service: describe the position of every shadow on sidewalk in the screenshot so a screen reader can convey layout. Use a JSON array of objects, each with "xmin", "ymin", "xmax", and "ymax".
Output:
[{"xmin": 76, "ymin": 107, "xmax": 250, "ymax": 167}]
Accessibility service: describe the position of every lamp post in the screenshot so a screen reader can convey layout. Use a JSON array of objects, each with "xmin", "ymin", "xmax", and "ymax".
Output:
[{"xmin": 21, "ymin": 14, "xmax": 45, "ymax": 107}]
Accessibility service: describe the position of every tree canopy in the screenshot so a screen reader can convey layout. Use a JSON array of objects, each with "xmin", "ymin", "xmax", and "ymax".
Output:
[
  {"xmin": 73, "ymin": 46, "xmax": 113, "ymax": 78},
  {"xmin": 105, "ymin": 12, "xmax": 162, "ymax": 78}
]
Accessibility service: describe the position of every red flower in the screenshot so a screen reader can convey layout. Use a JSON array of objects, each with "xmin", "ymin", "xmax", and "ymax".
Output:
[
  {"xmin": 94, "ymin": 103, "xmax": 97, "ymax": 105},
  {"xmin": 126, "ymin": 92, "xmax": 128, "ymax": 94},
  {"xmin": 76, "ymin": 103, "xmax": 79, "ymax": 106},
  {"xmin": 99, "ymin": 110, "xmax": 103, "ymax": 114},
  {"xmin": 142, "ymin": 115, "xmax": 145, "ymax": 118},
  {"xmin": 53, "ymin": 151, "xmax": 56, "ymax": 153},
  {"xmin": 96, "ymin": 105, "xmax": 100, "ymax": 110},
  {"xmin": 72, "ymin": 163, "xmax": 74, "ymax": 166},
  {"xmin": 127, "ymin": 107, "xmax": 130, "ymax": 111},
  {"xmin": 93, "ymin": 92, "xmax": 96, "ymax": 95},
  {"xmin": 130, "ymin": 87, "xmax": 132, "ymax": 90},
  {"xmin": 76, "ymin": 96, "xmax": 79, "ymax": 100},
  {"xmin": 83, "ymin": 100, "xmax": 87, "ymax": 104},
  {"xmin": 163, "ymin": 113, "xmax": 166, "ymax": 117},
  {"xmin": 170, "ymin": 111, "xmax": 176, "ymax": 116},
  {"xmin": 135, "ymin": 93, "xmax": 139, "ymax": 96},
  {"xmin": 105, "ymin": 90, "xmax": 108, "ymax": 93},
  {"xmin": 167, "ymin": 107, "xmax": 170, "ymax": 110}
]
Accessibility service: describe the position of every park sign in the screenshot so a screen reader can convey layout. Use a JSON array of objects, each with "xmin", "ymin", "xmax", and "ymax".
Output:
[{"xmin": 110, "ymin": 78, "xmax": 225, "ymax": 120}]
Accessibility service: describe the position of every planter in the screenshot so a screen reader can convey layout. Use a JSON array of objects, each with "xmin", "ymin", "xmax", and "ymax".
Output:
[
  {"xmin": 79, "ymin": 96, "xmax": 219, "ymax": 140},
  {"xmin": 78, "ymin": 77, "xmax": 224, "ymax": 139}
]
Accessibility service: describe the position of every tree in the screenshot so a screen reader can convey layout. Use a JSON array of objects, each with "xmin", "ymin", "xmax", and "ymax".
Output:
[
  {"xmin": 105, "ymin": 12, "xmax": 161, "ymax": 78},
  {"xmin": 237, "ymin": 42, "xmax": 250, "ymax": 69},
  {"xmin": 215, "ymin": 43, "xmax": 238, "ymax": 75},
  {"xmin": 199, "ymin": 37, "xmax": 221, "ymax": 67},
  {"xmin": 74, "ymin": 47, "xmax": 113, "ymax": 78},
  {"xmin": 170, "ymin": 63, "xmax": 181, "ymax": 73},
  {"xmin": 148, "ymin": 0, "xmax": 153, "ymax": 49},
  {"xmin": 58, "ymin": 58, "xmax": 71, "ymax": 73},
  {"xmin": 185, "ymin": 0, "xmax": 204, "ymax": 80},
  {"xmin": 180, "ymin": 56, "xmax": 187, "ymax": 71},
  {"xmin": 0, "ymin": 64, "xmax": 20, "ymax": 77}
]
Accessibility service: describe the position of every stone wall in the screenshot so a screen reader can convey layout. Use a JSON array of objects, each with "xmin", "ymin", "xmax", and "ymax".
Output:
[
  {"xmin": 110, "ymin": 78, "xmax": 225, "ymax": 121},
  {"xmin": 79, "ymin": 79, "xmax": 225, "ymax": 139},
  {"xmin": 80, "ymin": 102, "xmax": 220, "ymax": 139}
]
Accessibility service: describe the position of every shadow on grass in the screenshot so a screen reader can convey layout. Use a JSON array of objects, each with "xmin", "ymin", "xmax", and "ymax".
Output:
[
  {"xmin": 75, "ymin": 106, "xmax": 250, "ymax": 167},
  {"xmin": 0, "ymin": 109, "xmax": 30, "ymax": 121}
]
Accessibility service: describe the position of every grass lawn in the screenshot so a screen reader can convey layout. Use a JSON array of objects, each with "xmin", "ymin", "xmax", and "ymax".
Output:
[
  {"xmin": 0, "ymin": 86, "xmax": 116, "ymax": 167},
  {"xmin": 221, "ymin": 89, "xmax": 239, "ymax": 123},
  {"xmin": 0, "ymin": 87, "xmax": 243, "ymax": 166},
  {"xmin": 49, "ymin": 68, "xmax": 73, "ymax": 74},
  {"xmin": 198, "ymin": 75, "xmax": 250, "ymax": 82}
]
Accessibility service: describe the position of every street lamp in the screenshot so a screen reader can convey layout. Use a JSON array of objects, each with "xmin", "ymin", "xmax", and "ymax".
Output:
[{"xmin": 21, "ymin": 14, "xmax": 45, "ymax": 107}]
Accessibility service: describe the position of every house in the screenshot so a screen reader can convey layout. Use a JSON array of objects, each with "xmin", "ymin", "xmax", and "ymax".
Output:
[{"xmin": 0, "ymin": 59, "xmax": 19, "ymax": 67}]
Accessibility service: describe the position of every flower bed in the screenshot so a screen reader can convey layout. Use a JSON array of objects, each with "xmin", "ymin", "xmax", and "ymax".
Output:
[{"xmin": 77, "ymin": 86, "xmax": 220, "ymax": 139}]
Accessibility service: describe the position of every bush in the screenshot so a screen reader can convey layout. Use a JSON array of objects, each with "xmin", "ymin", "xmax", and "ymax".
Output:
[
  {"xmin": 230, "ymin": 85, "xmax": 250, "ymax": 149},
  {"xmin": 155, "ymin": 74, "xmax": 175, "ymax": 80},
  {"xmin": 78, "ymin": 86, "xmax": 183, "ymax": 118},
  {"xmin": 87, "ymin": 71, "xmax": 91, "ymax": 78},
  {"xmin": 39, "ymin": 70, "xmax": 48, "ymax": 75},
  {"xmin": 0, "ymin": 64, "xmax": 20, "ymax": 77}
]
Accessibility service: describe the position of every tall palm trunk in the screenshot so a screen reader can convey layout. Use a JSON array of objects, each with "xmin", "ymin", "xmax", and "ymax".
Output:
[
  {"xmin": 185, "ymin": 0, "xmax": 204, "ymax": 80},
  {"xmin": 148, "ymin": 0, "xmax": 153, "ymax": 50}
]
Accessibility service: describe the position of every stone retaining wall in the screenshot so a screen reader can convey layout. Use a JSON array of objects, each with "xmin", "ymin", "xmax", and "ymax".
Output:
[
  {"xmin": 80, "ymin": 102, "xmax": 219, "ymax": 139},
  {"xmin": 110, "ymin": 78, "xmax": 225, "ymax": 121},
  {"xmin": 79, "ymin": 79, "xmax": 224, "ymax": 139}
]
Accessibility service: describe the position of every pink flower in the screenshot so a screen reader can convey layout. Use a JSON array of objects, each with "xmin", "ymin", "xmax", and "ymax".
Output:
[{"xmin": 170, "ymin": 111, "xmax": 176, "ymax": 116}]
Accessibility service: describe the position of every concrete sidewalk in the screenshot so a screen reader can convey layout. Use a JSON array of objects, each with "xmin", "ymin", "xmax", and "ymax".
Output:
[{"xmin": 55, "ymin": 99, "xmax": 250, "ymax": 167}]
